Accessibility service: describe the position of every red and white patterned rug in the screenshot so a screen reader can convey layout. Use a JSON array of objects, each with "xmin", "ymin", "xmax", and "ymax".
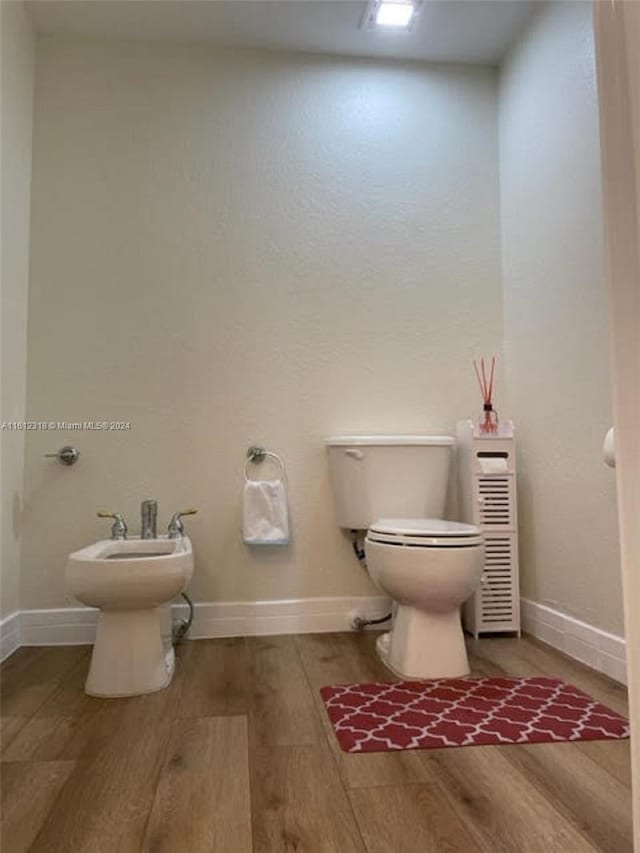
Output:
[{"xmin": 320, "ymin": 676, "xmax": 630, "ymax": 753}]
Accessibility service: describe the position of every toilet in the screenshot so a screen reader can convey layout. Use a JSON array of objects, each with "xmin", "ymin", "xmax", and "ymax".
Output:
[{"xmin": 326, "ymin": 435, "xmax": 484, "ymax": 679}]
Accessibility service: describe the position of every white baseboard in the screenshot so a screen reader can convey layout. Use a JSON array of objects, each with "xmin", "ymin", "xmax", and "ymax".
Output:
[
  {"xmin": 4, "ymin": 597, "xmax": 628, "ymax": 687},
  {"xmin": 20, "ymin": 606, "xmax": 100, "ymax": 647},
  {"xmin": 172, "ymin": 596, "xmax": 391, "ymax": 639},
  {"xmin": 12, "ymin": 595, "xmax": 391, "ymax": 650},
  {"xmin": 521, "ymin": 598, "xmax": 627, "ymax": 685},
  {"xmin": 0, "ymin": 612, "xmax": 20, "ymax": 662}
]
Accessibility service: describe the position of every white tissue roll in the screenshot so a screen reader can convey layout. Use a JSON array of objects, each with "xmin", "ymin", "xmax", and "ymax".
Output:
[
  {"xmin": 603, "ymin": 428, "xmax": 616, "ymax": 468},
  {"xmin": 478, "ymin": 457, "xmax": 509, "ymax": 474}
]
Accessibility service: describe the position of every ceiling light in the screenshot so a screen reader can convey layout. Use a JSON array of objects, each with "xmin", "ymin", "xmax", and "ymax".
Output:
[{"xmin": 375, "ymin": 2, "xmax": 415, "ymax": 28}]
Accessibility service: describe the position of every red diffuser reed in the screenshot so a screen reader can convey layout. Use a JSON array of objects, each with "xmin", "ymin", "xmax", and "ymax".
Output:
[{"xmin": 474, "ymin": 356, "xmax": 498, "ymax": 435}]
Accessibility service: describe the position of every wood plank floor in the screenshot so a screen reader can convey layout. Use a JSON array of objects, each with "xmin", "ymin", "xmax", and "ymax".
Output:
[{"xmin": 0, "ymin": 633, "xmax": 633, "ymax": 852}]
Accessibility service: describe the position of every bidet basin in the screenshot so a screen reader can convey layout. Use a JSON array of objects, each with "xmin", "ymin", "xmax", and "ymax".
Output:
[
  {"xmin": 67, "ymin": 536, "xmax": 193, "ymax": 610},
  {"xmin": 66, "ymin": 536, "xmax": 193, "ymax": 697}
]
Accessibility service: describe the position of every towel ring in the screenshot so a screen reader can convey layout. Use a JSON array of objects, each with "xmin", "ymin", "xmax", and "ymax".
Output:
[{"xmin": 244, "ymin": 446, "xmax": 286, "ymax": 483}]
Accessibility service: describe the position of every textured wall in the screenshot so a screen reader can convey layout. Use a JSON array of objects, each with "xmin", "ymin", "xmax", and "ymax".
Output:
[
  {"xmin": 499, "ymin": 2, "xmax": 623, "ymax": 634},
  {"xmin": 1, "ymin": 2, "xmax": 35, "ymax": 618},
  {"xmin": 22, "ymin": 38, "xmax": 503, "ymax": 609}
]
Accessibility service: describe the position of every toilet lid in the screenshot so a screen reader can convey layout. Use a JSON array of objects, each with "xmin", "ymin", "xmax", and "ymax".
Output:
[{"xmin": 367, "ymin": 518, "xmax": 483, "ymax": 548}]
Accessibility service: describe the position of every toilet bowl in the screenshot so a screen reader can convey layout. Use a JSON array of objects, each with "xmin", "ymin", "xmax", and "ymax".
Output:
[
  {"xmin": 366, "ymin": 519, "xmax": 484, "ymax": 679},
  {"xmin": 66, "ymin": 536, "xmax": 193, "ymax": 697}
]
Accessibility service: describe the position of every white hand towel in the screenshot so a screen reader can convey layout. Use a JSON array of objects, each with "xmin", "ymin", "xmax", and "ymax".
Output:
[{"xmin": 243, "ymin": 480, "xmax": 290, "ymax": 545}]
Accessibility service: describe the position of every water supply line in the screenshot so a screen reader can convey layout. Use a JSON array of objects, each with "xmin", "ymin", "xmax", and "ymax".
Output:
[
  {"xmin": 351, "ymin": 530, "xmax": 367, "ymax": 566},
  {"xmin": 352, "ymin": 612, "xmax": 393, "ymax": 629},
  {"xmin": 172, "ymin": 592, "xmax": 194, "ymax": 644},
  {"xmin": 350, "ymin": 530, "xmax": 392, "ymax": 630}
]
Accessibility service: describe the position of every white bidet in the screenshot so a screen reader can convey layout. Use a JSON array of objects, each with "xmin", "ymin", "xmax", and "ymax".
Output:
[{"xmin": 66, "ymin": 536, "xmax": 193, "ymax": 697}]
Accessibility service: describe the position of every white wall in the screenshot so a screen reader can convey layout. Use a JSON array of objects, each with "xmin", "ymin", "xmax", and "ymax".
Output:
[
  {"xmin": 22, "ymin": 39, "xmax": 503, "ymax": 609},
  {"xmin": 0, "ymin": 1, "xmax": 35, "ymax": 618},
  {"xmin": 594, "ymin": 0, "xmax": 640, "ymax": 832},
  {"xmin": 500, "ymin": 2, "xmax": 624, "ymax": 635}
]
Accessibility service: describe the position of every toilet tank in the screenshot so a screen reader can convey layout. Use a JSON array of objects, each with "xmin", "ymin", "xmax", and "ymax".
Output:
[{"xmin": 325, "ymin": 435, "xmax": 454, "ymax": 530}]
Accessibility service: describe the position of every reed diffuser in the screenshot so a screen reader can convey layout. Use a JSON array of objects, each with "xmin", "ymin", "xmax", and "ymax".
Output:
[{"xmin": 473, "ymin": 356, "xmax": 498, "ymax": 435}]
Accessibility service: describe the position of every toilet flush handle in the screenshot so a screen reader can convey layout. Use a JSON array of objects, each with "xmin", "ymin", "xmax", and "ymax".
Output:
[{"xmin": 344, "ymin": 449, "xmax": 364, "ymax": 461}]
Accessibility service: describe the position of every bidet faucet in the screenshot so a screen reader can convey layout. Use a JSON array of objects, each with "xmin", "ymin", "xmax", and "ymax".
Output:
[
  {"xmin": 97, "ymin": 511, "xmax": 128, "ymax": 540},
  {"xmin": 140, "ymin": 499, "xmax": 158, "ymax": 539},
  {"xmin": 167, "ymin": 508, "xmax": 198, "ymax": 539}
]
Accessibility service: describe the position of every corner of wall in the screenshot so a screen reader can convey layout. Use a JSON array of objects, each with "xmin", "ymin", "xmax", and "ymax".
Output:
[
  {"xmin": 496, "ymin": 0, "xmax": 624, "ymax": 637},
  {"xmin": 0, "ymin": 0, "xmax": 36, "ymax": 619}
]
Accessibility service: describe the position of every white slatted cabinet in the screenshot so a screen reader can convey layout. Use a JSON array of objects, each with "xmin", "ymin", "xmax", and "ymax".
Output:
[{"xmin": 456, "ymin": 419, "xmax": 521, "ymax": 638}]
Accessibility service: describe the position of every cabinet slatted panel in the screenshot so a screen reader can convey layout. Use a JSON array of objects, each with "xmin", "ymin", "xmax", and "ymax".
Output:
[
  {"xmin": 477, "ymin": 476, "xmax": 514, "ymax": 529},
  {"xmin": 479, "ymin": 534, "xmax": 518, "ymax": 629}
]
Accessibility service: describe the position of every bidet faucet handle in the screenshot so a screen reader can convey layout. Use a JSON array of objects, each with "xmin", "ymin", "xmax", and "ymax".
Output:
[
  {"xmin": 97, "ymin": 511, "xmax": 128, "ymax": 541},
  {"xmin": 167, "ymin": 508, "xmax": 198, "ymax": 539}
]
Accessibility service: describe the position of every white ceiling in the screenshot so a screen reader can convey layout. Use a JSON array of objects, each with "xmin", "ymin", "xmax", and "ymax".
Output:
[{"xmin": 27, "ymin": 0, "xmax": 537, "ymax": 66}]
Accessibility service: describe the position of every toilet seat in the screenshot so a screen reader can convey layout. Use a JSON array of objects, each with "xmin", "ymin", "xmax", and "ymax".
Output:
[{"xmin": 367, "ymin": 518, "xmax": 483, "ymax": 548}]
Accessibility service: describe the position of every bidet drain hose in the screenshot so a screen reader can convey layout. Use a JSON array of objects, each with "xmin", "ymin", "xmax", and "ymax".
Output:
[
  {"xmin": 181, "ymin": 592, "xmax": 194, "ymax": 632},
  {"xmin": 173, "ymin": 592, "xmax": 194, "ymax": 644}
]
